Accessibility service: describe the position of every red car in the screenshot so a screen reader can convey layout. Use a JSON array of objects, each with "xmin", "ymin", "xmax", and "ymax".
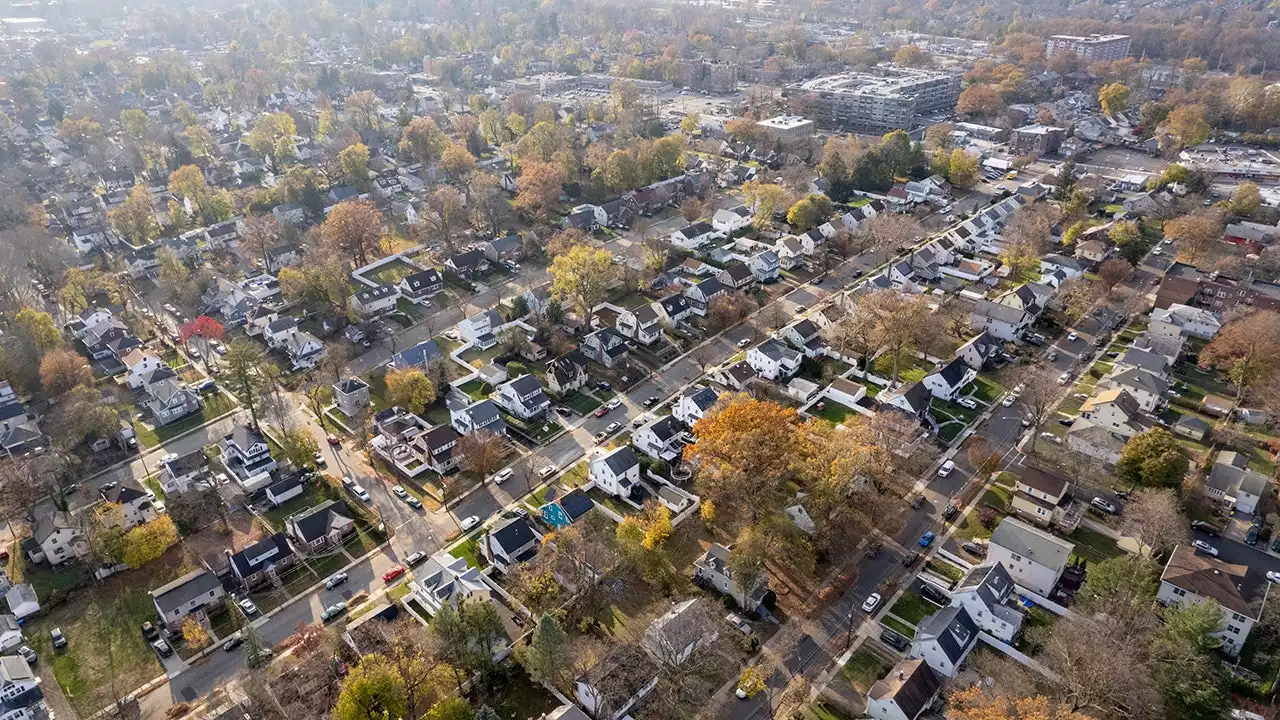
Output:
[
  {"xmin": 593, "ymin": 406, "xmax": 610, "ymax": 418},
  {"xmin": 381, "ymin": 565, "xmax": 406, "ymax": 583}
]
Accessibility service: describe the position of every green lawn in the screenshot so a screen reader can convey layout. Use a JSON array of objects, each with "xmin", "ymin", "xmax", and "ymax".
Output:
[
  {"xmin": 968, "ymin": 376, "xmax": 1003, "ymax": 404},
  {"xmin": 501, "ymin": 412, "xmax": 563, "ymax": 444},
  {"xmin": 888, "ymin": 592, "xmax": 939, "ymax": 625},
  {"xmin": 842, "ymin": 648, "xmax": 893, "ymax": 693},
  {"xmin": 810, "ymin": 399, "xmax": 858, "ymax": 426},
  {"xmin": 451, "ymin": 537, "xmax": 482, "ymax": 568},
  {"xmin": 937, "ymin": 422, "xmax": 966, "ymax": 444},
  {"xmin": 562, "ymin": 390, "xmax": 601, "ymax": 415},
  {"xmin": 981, "ymin": 485, "xmax": 1012, "ymax": 510},
  {"xmin": 134, "ymin": 391, "xmax": 237, "ymax": 448},
  {"xmin": 458, "ymin": 379, "xmax": 491, "ymax": 400},
  {"xmin": 262, "ymin": 481, "xmax": 335, "ymax": 532},
  {"xmin": 881, "ymin": 616, "xmax": 916, "ymax": 639},
  {"xmin": 1068, "ymin": 527, "xmax": 1123, "ymax": 563},
  {"xmin": 931, "ymin": 398, "xmax": 979, "ymax": 425},
  {"xmin": 306, "ymin": 552, "xmax": 348, "ymax": 581},
  {"xmin": 957, "ymin": 510, "xmax": 994, "ymax": 542},
  {"xmin": 562, "ymin": 461, "xmax": 589, "ymax": 488},
  {"xmin": 925, "ymin": 559, "xmax": 966, "ymax": 584}
]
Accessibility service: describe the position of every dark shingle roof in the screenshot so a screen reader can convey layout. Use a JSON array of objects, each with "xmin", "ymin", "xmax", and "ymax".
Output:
[
  {"xmin": 601, "ymin": 446, "xmax": 639, "ymax": 476},
  {"xmin": 151, "ymin": 569, "xmax": 222, "ymax": 615},
  {"xmin": 228, "ymin": 533, "xmax": 293, "ymax": 579},
  {"xmin": 490, "ymin": 516, "xmax": 536, "ymax": 554}
]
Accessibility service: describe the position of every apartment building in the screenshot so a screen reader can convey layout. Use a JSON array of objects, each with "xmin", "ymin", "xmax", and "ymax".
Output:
[
  {"xmin": 794, "ymin": 66, "xmax": 961, "ymax": 133},
  {"xmin": 1044, "ymin": 34, "xmax": 1131, "ymax": 63}
]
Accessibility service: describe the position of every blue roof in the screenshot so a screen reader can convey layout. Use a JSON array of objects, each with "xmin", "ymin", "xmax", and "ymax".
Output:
[{"xmin": 392, "ymin": 340, "xmax": 443, "ymax": 368}]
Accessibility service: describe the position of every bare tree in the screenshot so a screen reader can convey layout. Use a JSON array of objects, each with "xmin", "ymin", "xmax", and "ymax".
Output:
[
  {"xmin": 1120, "ymin": 488, "xmax": 1190, "ymax": 557},
  {"xmin": 1016, "ymin": 368, "xmax": 1061, "ymax": 453},
  {"xmin": 457, "ymin": 430, "xmax": 507, "ymax": 483}
]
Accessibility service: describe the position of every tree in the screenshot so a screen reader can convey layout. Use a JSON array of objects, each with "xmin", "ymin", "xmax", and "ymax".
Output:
[
  {"xmin": 741, "ymin": 180, "xmax": 787, "ymax": 229},
  {"xmin": 425, "ymin": 698, "xmax": 474, "ymax": 720},
  {"xmin": 707, "ymin": 291, "xmax": 755, "ymax": 330},
  {"xmin": 121, "ymin": 515, "xmax": 178, "ymax": 568},
  {"xmin": 600, "ymin": 150, "xmax": 640, "ymax": 192},
  {"xmin": 947, "ymin": 148, "xmax": 979, "ymax": 188},
  {"xmin": 246, "ymin": 112, "xmax": 297, "ymax": 164},
  {"xmin": 859, "ymin": 213, "xmax": 922, "ymax": 259},
  {"xmin": 321, "ymin": 200, "xmax": 384, "ymax": 267},
  {"xmin": 39, "ymin": 348, "xmax": 92, "ymax": 397},
  {"xmin": 956, "ymin": 84, "xmax": 1005, "ymax": 118},
  {"xmin": 399, "ymin": 117, "xmax": 447, "ymax": 166},
  {"xmin": 1121, "ymin": 488, "xmax": 1189, "ymax": 558},
  {"xmin": 334, "ymin": 654, "xmax": 408, "ymax": 720},
  {"xmin": 1164, "ymin": 213, "xmax": 1222, "ymax": 265},
  {"xmin": 786, "ymin": 194, "xmax": 833, "ymax": 232},
  {"xmin": 1163, "ymin": 104, "xmax": 1211, "ymax": 149},
  {"xmin": 680, "ymin": 113, "xmax": 701, "ymax": 135},
  {"xmin": 1150, "ymin": 601, "xmax": 1229, "ymax": 720},
  {"xmin": 385, "ymin": 368, "xmax": 436, "ymax": 411},
  {"xmin": 180, "ymin": 315, "xmax": 225, "ymax": 357},
  {"xmin": 512, "ymin": 161, "xmax": 564, "ymax": 222},
  {"xmin": 892, "ymin": 45, "xmax": 930, "ymax": 67},
  {"xmin": 275, "ymin": 427, "xmax": 320, "ymax": 470},
  {"xmin": 1017, "ymin": 369, "xmax": 1062, "ymax": 453},
  {"xmin": 1228, "ymin": 182, "xmax": 1262, "ymax": 217},
  {"xmin": 438, "ymin": 143, "xmax": 476, "ymax": 183},
  {"xmin": 1098, "ymin": 82, "xmax": 1131, "ymax": 116},
  {"xmin": 519, "ymin": 614, "xmax": 571, "ymax": 688},
  {"xmin": 966, "ymin": 437, "xmax": 1003, "ymax": 476},
  {"xmin": 1097, "ymin": 258, "xmax": 1134, "ymax": 293},
  {"xmin": 457, "ymin": 430, "xmax": 506, "ymax": 480},
  {"xmin": 1200, "ymin": 310, "xmax": 1280, "ymax": 402},
  {"xmin": 948, "ymin": 687, "xmax": 1093, "ymax": 720},
  {"xmin": 223, "ymin": 342, "xmax": 267, "ymax": 426},
  {"xmin": 181, "ymin": 615, "xmax": 211, "ymax": 651},
  {"xmin": 168, "ymin": 164, "xmax": 207, "ymax": 201},
  {"xmin": 1117, "ymin": 428, "xmax": 1190, "ymax": 488},
  {"xmin": 345, "ymin": 90, "xmax": 381, "ymax": 132},
  {"xmin": 549, "ymin": 245, "xmax": 618, "ymax": 324},
  {"xmin": 338, "ymin": 143, "xmax": 370, "ymax": 185},
  {"xmin": 544, "ymin": 228, "xmax": 587, "ymax": 258},
  {"xmin": 679, "ymin": 196, "xmax": 704, "ymax": 223},
  {"xmin": 109, "ymin": 184, "xmax": 159, "ymax": 244},
  {"xmin": 13, "ymin": 307, "xmax": 61, "ymax": 352},
  {"xmin": 120, "ymin": 108, "xmax": 149, "ymax": 139}
]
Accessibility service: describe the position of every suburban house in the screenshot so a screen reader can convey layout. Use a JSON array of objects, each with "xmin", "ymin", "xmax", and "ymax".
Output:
[
  {"xmin": 641, "ymin": 598, "xmax": 718, "ymax": 667},
  {"xmin": 588, "ymin": 446, "xmax": 642, "ymax": 500},
  {"xmin": 575, "ymin": 644, "xmax": 660, "ymax": 720},
  {"xmin": 1065, "ymin": 417, "xmax": 1129, "ymax": 465},
  {"xmin": 227, "ymin": 533, "xmax": 297, "ymax": 590},
  {"xmin": 265, "ymin": 475, "xmax": 305, "ymax": 507},
  {"xmin": 693, "ymin": 543, "xmax": 771, "ymax": 613},
  {"xmin": 1205, "ymin": 451, "xmax": 1268, "ymax": 514},
  {"xmin": 776, "ymin": 236, "xmax": 806, "ymax": 269},
  {"xmin": 1079, "ymin": 389, "xmax": 1149, "ymax": 439},
  {"xmin": 616, "ymin": 305, "xmax": 663, "ymax": 345},
  {"xmin": 4, "ymin": 586, "xmax": 37, "ymax": 620},
  {"xmin": 711, "ymin": 206, "xmax": 752, "ymax": 234},
  {"xmin": 371, "ymin": 408, "xmax": 461, "ymax": 477},
  {"xmin": 1149, "ymin": 303, "xmax": 1222, "ymax": 340},
  {"xmin": 970, "ymin": 299, "xmax": 1032, "ymax": 341},
  {"xmin": 581, "ymin": 328, "xmax": 630, "ymax": 368},
  {"xmin": 221, "ymin": 425, "xmax": 278, "ymax": 492},
  {"xmin": 458, "ymin": 309, "xmax": 505, "ymax": 348},
  {"xmin": 333, "ymin": 377, "xmax": 372, "ymax": 418},
  {"xmin": 655, "ymin": 294, "xmax": 693, "ymax": 326},
  {"xmin": 1098, "ymin": 367, "xmax": 1167, "ymax": 413},
  {"xmin": 1158, "ymin": 545, "xmax": 1262, "ymax": 657},
  {"xmin": 0, "ymin": 616, "xmax": 23, "ymax": 653},
  {"xmin": 100, "ymin": 485, "xmax": 158, "ymax": 530},
  {"xmin": 684, "ymin": 277, "xmax": 727, "ymax": 317},
  {"xmin": 122, "ymin": 350, "xmax": 167, "ymax": 390},
  {"xmin": 447, "ymin": 394, "xmax": 507, "ymax": 437},
  {"xmin": 670, "ymin": 222, "xmax": 720, "ymax": 251},
  {"xmin": 547, "ymin": 351, "xmax": 590, "ymax": 395},
  {"xmin": 263, "ymin": 318, "xmax": 325, "ymax": 370},
  {"xmin": 444, "ymin": 249, "xmax": 489, "ymax": 278},
  {"xmin": 921, "ymin": 358, "xmax": 977, "ymax": 401},
  {"xmin": 1114, "ymin": 347, "xmax": 1171, "ymax": 378},
  {"xmin": 349, "ymin": 285, "xmax": 400, "ymax": 318},
  {"xmin": 866, "ymin": 659, "xmax": 942, "ymax": 720},
  {"xmin": 1039, "ymin": 254, "xmax": 1085, "ymax": 280},
  {"xmin": 0, "ymin": 653, "xmax": 48, "ymax": 720},
  {"xmin": 749, "ymin": 249, "xmax": 781, "ymax": 283},
  {"xmin": 882, "ymin": 382, "xmax": 934, "ymax": 423},
  {"xmin": 389, "ymin": 339, "xmax": 444, "ymax": 371},
  {"xmin": 633, "ymin": 416, "xmax": 684, "ymax": 462},
  {"xmin": 286, "ymin": 500, "xmax": 355, "ymax": 553},
  {"xmin": 481, "ymin": 516, "xmax": 540, "ymax": 571},
  {"xmin": 493, "ymin": 374, "xmax": 551, "ymax": 420},
  {"xmin": 717, "ymin": 262, "xmax": 756, "ymax": 291},
  {"xmin": 160, "ymin": 449, "xmax": 209, "ymax": 495},
  {"xmin": 909, "ymin": 605, "xmax": 979, "ymax": 678},
  {"xmin": 1010, "ymin": 466, "xmax": 1075, "ymax": 529},
  {"xmin": 150, "ymin": 569, "xmax": 227, "ymax": 632},
  {"xmin": 144, "ymin": 378, "xmax": 202, "ymax": 426},
  {"xmin": 408, "ymin": 552, "xmax": 490, "ymax": 616},
  {"xmin": 747, "ymin": 339, "xmax": 802, "ymax": 381},
  {"xmin": 674, "ymin": 385, "xmax": 719, "ymax": 427},
  {"xmin": 948, "ymin": 563, "xmax": 1025, "ymax": 643},
  {"xmin": 398, "ymin": 268, "xmax": 444, "ymax": 300},
  {"xmin": 957, "ymin": 332, "xmax": 1004, "ymax": 371},
  {"xmin": 987, "ymin": 517, "xmax": 1074, "ymax": 597},
  {"xmin": 781, "ymin": 319, "xmax": 822, "ymax": 357},
  {"xmin": 30, "ymin": 511, "xmax": 86, "ymax": 567}
]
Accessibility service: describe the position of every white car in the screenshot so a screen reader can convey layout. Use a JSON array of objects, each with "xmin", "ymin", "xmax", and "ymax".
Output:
[
  {"xmin": 861, "ymin": 593, "xmax": 882, "ymax": 613},
  {"xmin": 1067, "ymin": 332, "xmax": 1078, "ymax": 342},
  {"xmin": 238, "ymin": 598, "xmax": 259, "ymax": 616},
  {"xmin": 607, "ymin": 398, "xmax": 622, "ymax": 410},
  {"xmin": 1057, "ymin": 372, "xmax": 1071, "ymax": 385},
  {"xmin": 605, "ymin": 422, "xmax": 620, "ymax": 434},
  {"xmin": 937, "ymin": 460, "xmax": 955, "ymax": 477},
  {"xmin": 351, "ymin": 485, "xmax": 371, "ymax": 503},
  {"xmin": 493, "ymin": 468, "xmax": 513, "ymax": 484},
  {"xmin": 1090, "ymin": 497, "xmax": 1118, "ymax": 514},
  {"xmin": 1267, "ymin": 571, "xmax": 1280, "ymax": 584},
  {"xmin": 1151, "ymin": 247, "xmax": 1163, "ymax": 256},
  {"xmin": 1039, "ymin": 432, "xmax": 1062, "ymax": 444},
  {"xmin": 538, "ymin": 464, "xmax": 557, "ymax": 479},
  {"xmin": 1002, "ymin": 394, "xmax": 1017, "ymax": 407},
  {"xmin": 1191, "ymin": 539, "xmax": 1219, "ymax": 557},
  {"xmin": 324, "ymin": 572, "xmax": 349, "ymax": 590},
  {"xmin": 459, "ymin": 515, "xmax": 481, "ymax": 532},
  {"xmin": 957, "ymin": 397, "xmax": 978, "ymax": 410},
  {"xmin": 736, "ymin": 338, "xmax": 750, "ymax": 348}
]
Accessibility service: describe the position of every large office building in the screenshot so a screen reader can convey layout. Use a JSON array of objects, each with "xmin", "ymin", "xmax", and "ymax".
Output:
[
  {"xmin": 679, "ymin": 58, "xmax": 739, "ymax": 93},
  {"xmin": 792, "ymin": 66, "xmax": 962, "ymax": 133},
  {"xmin": 755, "ymin": 115, "xmax": 815, "ymax": 143},
  {"xmin": 1044, "ymin": 34, "xmax": 1131, "ymax": 63}
]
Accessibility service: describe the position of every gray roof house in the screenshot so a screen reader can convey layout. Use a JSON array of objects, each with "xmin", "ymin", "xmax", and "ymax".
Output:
[
  {"xmin": 908, "ymin": 605, "xmax": 979, "ymax": 678},
  {"xmin": 150, "ymin": 569, "xmax": 226, "ymax": 631}
]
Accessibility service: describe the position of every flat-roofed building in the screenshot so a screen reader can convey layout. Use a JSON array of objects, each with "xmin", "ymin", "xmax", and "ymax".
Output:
[
  {"xmin": 793, "ymin": 66, "xmax": 962, "ymax": 133},
  {"xmin": 1044, "ymin": 34, "xmax": 1130, "ymax": 63}
]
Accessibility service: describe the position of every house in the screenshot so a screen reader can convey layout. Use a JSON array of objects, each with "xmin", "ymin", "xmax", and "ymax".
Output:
[
  {"xmin": 159, "ymin": 449, "xmax": 208, "ymax": 495},
  {"xmin": 642, "ymin": 598, "xmax": 718, "ymax": 667},
  {"xmin": 717, "ymin": 262, "xmax": 755, "ymax": 291},
  {"xmin": 0, "ymin": 617, "xmax": 22, "ymax": 654},
  {"xmin": 122, "ymin": 350, "xmax": 166, "ymax": 390},
  {"xmin": 399, "ymin": 268, "xmax": 444, "ymax": 300},
  {"xmin": 922, "ymin": 358, "xmax": 977, "ymax": 401},
  {"xmin": 448, "ymin": 395, "xmax": 507, "ymax": 436},
  {"xmin": 575, "ymin": 644, "xmax": 660, "ymax": 720},
  {"xmin": 581, "ymin": 328, "xmax": 630, "ymax": 367},
  {"xmin": 674, "ymin": 385, "xmax": 718, "ymax": 427},
  {"xmin": 493, "ymin": 375, "xmax": 551, "ymax": 420},
  {"xmin": 1114, "ymin": 347, "xmax": 1170, "ymax": 378},
  {"xmin": 866, "ymin": 659, "xmax": 942, "ymax": 720},
  {"xmin": 481, "ymin": 516, "xmax": 540, "ymax": 571},
  {"xmin": 144, "ymin": 378, "xmax": 202, "ymax": 427},
  {"xmin": 684, "ymin": 277, "xmax": 726, "ymax": 316},
  {"xmin": 1149, "ymin": 303, "xmax": 1222, "ymax": 340},
  {"xmin": 1039, "ymin": 254, "xmax": 1085, "ymax": 280},
  {"xmin": 693, "ymin": 542, "xmax": 771, "ymax": 612},
  {"xmin": 958, "ymin": 332, "xmax": 1004, "ymax": 372},
  {"xmin": 716, "ymin": 360, "xmax": 758, "ymax": 390},
  {"xmin": 480, "ymin": 233, "xmax": 525, "ymax": 261},
  {"xmin": 408, "ymin": 552, "xmax": 490, "ymax": 616},
  {"xmin": 124, "ymin": 246, "xmax": 160, "ymax": 278},
  {"xmin": 265, "ymin": 475, "xmax": 305, "ymax": 507},
  {"xmin": 286, "ymin": 500, "xmax": 355, "ymax": 553},
  {"xmin": 1099, "ymin": 367, "xmax": 1167, "ymax": 413},
  {"xmin": 776, "ymin": 235, "xmax": 806, "ymax": 269},
  {"xmin": 655, "ymin": 295, "xmax": 693, "ymax": 326},
  {"xmin": 987, "ymin": 517, "xmax": 1074, "ymax": 596},
  {"xmin": 100, "ymin": 485, "xmax": 157, "ymax": 530},
  {"xmin": 633, "ymin": 416, "xmax": 684, "ymax": 462},
  {"xmin": 350, "ymin": 285, "xmax": 400, "ymax": 318},
  {"xmin": 589, "ymin": 446, "xmax": 642, "ymax": 500},
  {"xmin": 616, "ymin": 305, "xmax": 663, "ymax": 346},
  {"xmin": 564, "ymin": 205, "xmax": 602, "ymax": 231},
  {"xmin": 458, "ymin": 309, "xmax": 505, "ymax": 348},
  {"xmin": 971, "ymin": 299, "xmax": 1032, "ymax": 341},
  {"xmin": 883, "ymin": 382, "xmax": 934, "ymax": 423},
  {"xmin": 948, "ymin": 563, "xmax": 1025, "ymax": 643},
  {"xmin": 3, "ymin": 587, "xmax": 36, "ymax": 621},
  {"xmin": 670, "ymin": 222, "xmax": 720, "ymax": 250},
  {"xmin": 1065, "ymin": 418, "xmax": 1129, "ymax": 465},
  {"xmin": 1159, "ymin": 545, "xmax": 1263, "ymax": 657},
  {"xmin": 444, "ymin": 249, "xmax": 489, "ymax": 278},
  {"xmin": 749, "ymin": 250, "xmax": 781, "ymax": 283},
  {"xmin": 0, "ymin": 655, "xmax": 49, "ymax": 720},
  {"xmin": 228, "ymin": 533, "xmax": 297, "ymax": 590},
  {"xmin": 30, "ymin": 511, "xmax": 86, "ymax": 567},
  {"xmin": 333, "ymin": 377, "xmax": 371, "ymax": 418},
  {"xmin": 263, "ymin": 318, "xmax": 326, "ymax": 370},
  {"xmin": 712, "ymin": 206, "xmax": 752, "ymax": 234},
  {"xmin": 1010, "ymin": 466, "xmax": 1074, "ymax": 528},
  {"xmin": 909, "ymin": 605, "xmax": 979, "ymax": 678},
  {"xmin": 1079, "ymin": 389, "xmax": 1148, "ymax": 439},
  {"xmin": 150, "ymin": 569, "xmax": 226, "ymax": 631},
  {"xmin": 372, "ymin": 408, "xmax": 461, "ymax": 476},
  {"xmin": 1205, "ymin": 451, "xmax": 1268, "ymax": 514},
  {"xmin": 221, "ymin": 425, "xmax": 278, "ymax": 492},
  {"xmin": 547, "ymin": 351, "xmax": 590, "ymax": 395},
  {"xmin": 599, "ymin": 199, "xmax": 637, "ymax": 229},
  {"xmin": 781, "ymin": 319, "xmax": 822, "ymax": 357},
  {"xmin": 1174, "ymin": 414, "xmax": 1211, "ymax": 442},
  {"xmin": 747, "ymin": 339, "xmax": 802, "ymax": 381}
]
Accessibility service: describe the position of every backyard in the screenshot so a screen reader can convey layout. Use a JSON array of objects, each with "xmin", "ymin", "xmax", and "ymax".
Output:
[
  {"xmin": 363, "ymin": 257, "xmax": 421, "ymax": 287},
  {"xmin": 841, "ymin": 647, "xmax": 892, "ymax": 694},
  {"xmin": 887, "ymin": 591, "xmax": 941, "ymax": 625},
  {"xmin": 1068, "ymin": 527, "xmax": 1123, "ymax": 563},
  {"xmin": 133, "ymin": 391, "xmax": 238, "ymax": 448},
  {"xmin": 809, "ymin": 399, "xmax": 858, "ymax": 426}
]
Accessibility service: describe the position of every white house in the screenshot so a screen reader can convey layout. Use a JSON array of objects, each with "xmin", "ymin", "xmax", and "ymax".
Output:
[
  {"xmin": 866, "ymin": 659, "xmax": 941, "ymax": 720},
  {"xmin": 970, "ymin": 299, "xmax": 1032, "ymax": 341},
  {"xmin": 30, "ymin": 511, "xmax": 86, "ymax": 567},
  {"xmin": 922, "ymin": 358, "xmax": 977, "ymax": 401},
  {"xmin": 684, "ymin": 277, "xmax": 726, "ymax": 316},
  {"xmin": 409, "ymin": 552, "xmax": 490, "ymax": 616},
  {"xmin": 459, "ymin": 309, "xmax": 505, "ymax": 349},
  {"xmin": 674, "ymin": 385, "xmax": 718, "ymax": 427},
  {"xmin": 909, "ymin": 605, "xmax": 979, "ymax": 678},
  {"xmin": 823, "ymin": 378, "xmax": 867, "ymax": 409},
  {"xmin": 0, "ymin": 653, "xmax": 49, "ymax": 720},
  {"xmin": 349, "ymin": 284, "xmax": 400, "ymax": 318},
  {"xmin": 1205, "ymin": 451, "xmax": 1268, "ymax": 515},
  {"xmin": 1149, "ymin": 303, "xmax": 1222, "ymax": 341},
  {"xmin": 1079, "ymin": 388, "xmax": 1147, "ymax": 439},
  {"xmin": 670, "ymin": 222, "xmax": 721, "ymax": 251},
  {"xmin": 616, "ymin": 305, "xmax": 663, "ymax": 345},
  {"xmin": 747, "ymin": 339, "xmax": 802, "ymax": 381},
  {"xmin": 1158, "ymin": 545, "xmax": 1262, "ymax": 657},
  {"xmin": 100, "ymin": 485, "xmax": 158, "ymax": 531},
  {"xmin": 121, "ymin": 350, "xmax": 167, "ymax": 390},
  {"xmin": 547, "ymin": 350, "xmax": 590, "ymax": 395},
  {"xmin": 220, "ymin": 425, "xmax": 278, "ymax": 492},
  {"xmin": 493, "ymin": 374, "xmax": 551, "ymax": 420},
  {"xmin": 632, "ymin": 416, "xmax": 683, "ymax": 462},
  {"xmin": 711, "ymin": 206, "xmax": 752, "ymax": 234},
  {"xmin": 589, "ymin": 446, "xmax": 641, "ymax": 500},
  {"xmin": 1098, "ymin": 367, "xmax": 1167, "ymax": 413},
  {"xmin": 145, "ymin": 378, "xmax": 202, "ymax": 426},
  {"xmin": 948, "ymin": 563, "xmax": 1024, "ymax": 643},
  {"xmin": 575, "ymin": 645, "xmax": 659, "ymax": 720},
  {"xmin": 149, "ymin": 569, "xmax": 227, "ymax": 632},
  {"xmin": 3, "ymin": 586, "xmax": 37, "ymax": 620},
  {"xmin": 447, "ymin": 395, "xmax": 507, "ymax": 436},
  {"xmin": 987, "ymin": 517, "xmax": 1074, "ymax": 597},
  {"xmin": 749, "ymin": 249, "xmax": 781, "ymax": 283}
]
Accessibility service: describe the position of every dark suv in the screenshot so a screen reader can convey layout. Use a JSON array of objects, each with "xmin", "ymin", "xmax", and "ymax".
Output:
[{"xmin": 880, "ymin": 630, "xmax": 909, "ymax": 652}]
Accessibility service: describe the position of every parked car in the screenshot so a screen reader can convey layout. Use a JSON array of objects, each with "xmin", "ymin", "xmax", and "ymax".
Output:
[
  {"xmin": 919, "ymin": 531, "xmax": 936, "ymax": 547},
  {"xmin": 1090, "ymin": 497, "xmax": 1118, "ymax": 514},
  {"xmin": 957, "ymin": 397, "xmax": 978, "ymax": 409},
  {"xmin": 1057, "ymin": 372, "xmax": 1071, "ymax": 385},
  {"xmin": 555, "ymin": 405, "xmax": 573, "ymax": 416},
  {"xmin": 1191, "ymin": 539, "xmax": 1219, "ymax": 556},
  {"xmin": 920, "ymin": 584, "xmax": 949, "ymax": 605},
  {"xmin": 350, "ymin": 484, "xmax": 371, "ymax": 503},
  {"xmin": 902, "ymin": 551, "xmax": 921, "ymax": 566},
  {"xmin": 942, "ymin": 503, "xmax": 958, "ymax": 520},
  {"xmin": 238, "ymin": 598, "xmax": 259, "ymax": 615},
  {"xmin": 725, "ymin": 613, "xmax": 753, "ymax": 635},
  {"xmin": 861, "ymin": 593, "xmax": 882, "ymax": 613},
  {"xmin": 195, "ymin": 378, "xmax": 217, "ymax": 392},
  {"xmin": 937, "ymin": 460, "xmax": 955, "ymax": 477},
  {"xmin": 326, "ymin": 435, "xmax": 341, "ymax": 446},
  {"xmin": 493, "ymin": 468, "xmax": 513, "ymax": 484},
  {"xmin": 141, "ymin": 621, "xmax": 159, "ymax": 641},
  {"xmin": 18, "ymin": 647, "xmax": 36, "ymax": 665},
  {"xmin": 321, "ymin": 602, "xmax": 348, "ymax": 622},
  {"xmin": 596, "ymin": 381, "xmax": 612, "ymax": 391},
  {"xmin": 961, "ymin": 541, "xmax": 987, "ymax": 557},
  {"xmin": 1267, "ymin": 571, "xmax": 1280, "ymax": 584},
  {"xmin": 538, "ymin": 465, "xmax": 557, "ymax": 479},
  {"xmin": 736, "ymin": 338, "xmax": 750, "ymax": 348},
  {"xmin": 312, "ymin": 451, "xmax": 326, "ymax": 468},
  {"xmin": 593, "ymin": 406, "xmax": 610, "ymax": 418},
  {"xmin": 1002, "ymin": 394, "xmax": 1016, "ymax": 407},
  {"xmin": 879, "ymin": 630, "xmax": 909, "ymax": 652},
  {"xmin": 607, "ymin": 398, "xmax": 622, "ymax": 410},
  {"xmin": 325, "ymin": 572, "xmax": 349, "ymax": 590},
  {"xmin": 405, "ymin": 551, "xmax": 428, "ymax": 567},
  {"xmin": 1067, "ymin": 332, "xmax": 1079, "ymax": 342},
  {"xmin": 382, "ymin": 565, "xmax": 407, "ymax": 583},
  {"xmin": 605, "ymin": 422, "xmax": 620, "ymax": 434},
  {"xmin": 50, "ymin": 628, "xmax": 66, "ymax": 650},
  {"xmin": 1039, "ymin": 432, "xmax": 1062, "ymax": 444},
  {"xmin": 152, "ymin": 640, "xmax": 173, "ymax": 658},
  {"xmin": 1191, "ymin": 521, "xmax": 1222, "ymax": 537},
  {"xmin": 223, "ymin": 635, "xmax": 243, "ymax": 652},
  {"xmin": 1246, "ymin": 526, "xmax": 1260, "ymax": 546},
  {"xmin": 643, "ymin": 396, "xmax": 659, "ymax": 407},
  {"xmin": 460, "ymin": 515, "xmax": 481, "ymax": 531}
]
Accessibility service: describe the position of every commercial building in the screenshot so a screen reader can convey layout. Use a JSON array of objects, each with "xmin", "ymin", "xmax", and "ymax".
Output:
[
  {"xmin": 1044, "ymin": 34, "xmax": 1131, "ymax": 63},
  {"xmin": 792, "ymin": 66, "xmax": 961, "ymax": 133},
  {"xmin": 755, "ymin": 115, "xmax": 815, "ymax": 143},
  {"xmin": 678, "ymin": 58, "xmax": 739, "ymax": 93},
  {"xmin": 1010, "ymin": 124, "xmax": 1065, "ymax": 156}
]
